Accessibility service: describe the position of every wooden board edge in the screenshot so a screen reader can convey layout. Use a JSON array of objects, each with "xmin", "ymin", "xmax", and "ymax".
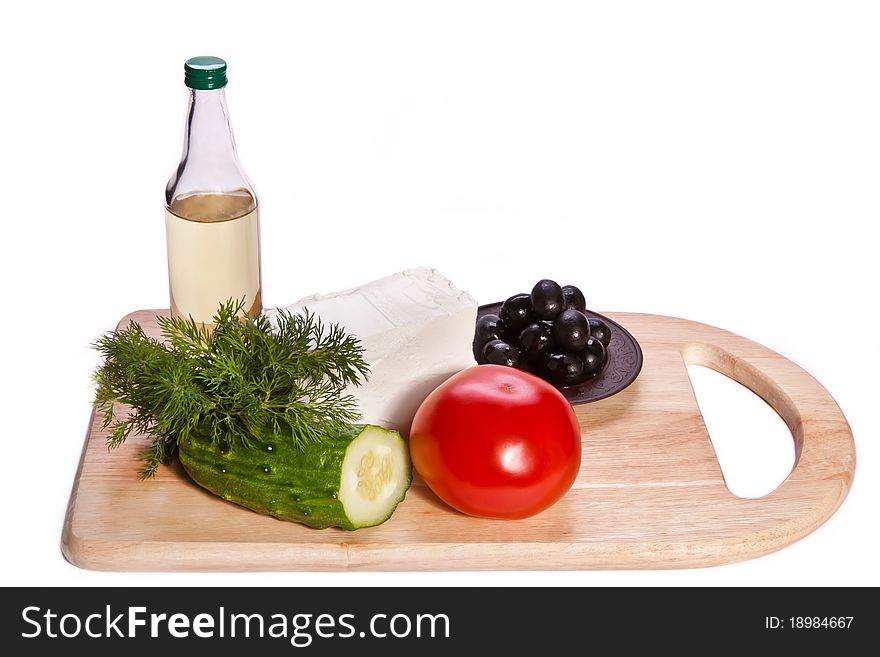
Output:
[
  {"xmin": 61, "ymin": 404, "xmax": 100, "ymax": 570},
  {"xmin": 57, "ymin": 533, "xmax": 835, "ymax": 572}
]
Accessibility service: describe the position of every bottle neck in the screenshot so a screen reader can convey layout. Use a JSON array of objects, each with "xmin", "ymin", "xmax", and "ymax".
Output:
[
  {"xmin": 183, "ymin": 88, "xmax": 237, "ymax": 165},
  {"xmin": 165, "ymin": 88, "xmax": 256, "ymax": 213}
]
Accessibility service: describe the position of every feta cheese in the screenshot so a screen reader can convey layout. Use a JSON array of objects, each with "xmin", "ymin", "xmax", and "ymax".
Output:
[{"xmin": 274, "ymin": 267, "xmax": 478, "ymax": 434}]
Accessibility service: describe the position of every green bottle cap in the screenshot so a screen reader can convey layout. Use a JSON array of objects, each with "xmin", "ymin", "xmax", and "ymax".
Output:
[{"xmin": 184, "ymin": 56, "xmax": 228, "ymax": 90}]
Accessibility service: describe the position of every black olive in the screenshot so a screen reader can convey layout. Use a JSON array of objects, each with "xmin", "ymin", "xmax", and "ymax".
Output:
[
  {"xmin": 475, "ymin": 313, "xmax": 504, "ymax": 343},
  {"xmin": 536, "ymin": 353, "xmax": 566, "ymax": 385},
  {"xmin": 473, "ymin": 313, "xmax": 506, "ymax": 362},
  {"xmin": 530, "ymin": 279, "xmax": 565, "ymax": 320},
  {"xmin": 580, "ymin": 337, "xmax": 608, "ymax": 377},
  {"xmin": 518, "ymin": 322, "xmax": 553, "ymax": 362},
  {"xmin": 559, "ymin": 353, "xmax": 585, "ymax": 386},
  {"xmin": 499, "ymin": 293, "xmax": 535, "ymax": 333},
  {"xmin": 561, "ymin": 285, "xmax": 586, "ymax": 312},
  {"xmin": 473, "ymin": 337, "xmax": 488, "ymax": 363},
  {"xmin": 553, "ymin": 309, "xmax": 590, "ymax": 352},
  {"xmin": 537, "ymin": 352, "xmax": 584, "ymax": 387},
  {"xmin": 587, "ymin": 317, "xmax": 612, "ymax": 348},
  {"xmin": 482, "ymin": 339, "xmax": 522, "ymax": 368}
]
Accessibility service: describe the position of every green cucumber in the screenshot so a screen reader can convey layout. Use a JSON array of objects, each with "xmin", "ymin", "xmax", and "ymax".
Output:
[{"xmin": 178, "ymin": 424, "xmax": 411, "ymax": 530}]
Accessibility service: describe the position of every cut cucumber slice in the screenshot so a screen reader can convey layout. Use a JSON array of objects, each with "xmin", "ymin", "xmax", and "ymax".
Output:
[
  {"xmin": 339, "ymin": 425, "xmax": 412, "ymax": 527},
  {"xmin": 179, "ymin": 424, "xmax": 411, "ymax": 530}
]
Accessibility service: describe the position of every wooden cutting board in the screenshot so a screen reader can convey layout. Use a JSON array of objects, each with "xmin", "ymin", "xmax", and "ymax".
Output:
[{"xmin": 62, "ymin": 310, "xmax": 855, "ymax": 571}]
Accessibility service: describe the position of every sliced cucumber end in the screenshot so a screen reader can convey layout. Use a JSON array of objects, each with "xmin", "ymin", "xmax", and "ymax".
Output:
[{"xmin": 339, "ymin": 425, "xmax": 411, "ymax": 528}]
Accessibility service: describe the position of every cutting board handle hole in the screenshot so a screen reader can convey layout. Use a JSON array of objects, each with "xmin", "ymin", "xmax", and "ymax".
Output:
[{"xmin": 683, "ymin": 344, "xmax": 797, "ymax": 499}]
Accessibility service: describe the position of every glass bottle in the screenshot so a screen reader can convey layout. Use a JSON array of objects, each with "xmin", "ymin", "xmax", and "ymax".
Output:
[{"xmin": 165, "ymin": 56, "xmax": 262, "ymax": 324}]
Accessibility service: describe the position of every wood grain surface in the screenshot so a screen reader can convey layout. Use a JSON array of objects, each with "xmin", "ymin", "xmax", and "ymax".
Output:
[{"xmin": 62, "ymin": 310, "xmax": 855, "ymax": 571}]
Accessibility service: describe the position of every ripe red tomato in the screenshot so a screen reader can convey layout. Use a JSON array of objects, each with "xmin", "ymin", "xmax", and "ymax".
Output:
[{"xmin": 409, "ymin": 365, "xmax": 582, "ymax": 519}]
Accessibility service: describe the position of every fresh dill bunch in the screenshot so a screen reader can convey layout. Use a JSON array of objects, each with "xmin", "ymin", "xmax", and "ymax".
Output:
[{"xmin": 92, "ymin": 299, "xmax": 369, "ymax": 478}]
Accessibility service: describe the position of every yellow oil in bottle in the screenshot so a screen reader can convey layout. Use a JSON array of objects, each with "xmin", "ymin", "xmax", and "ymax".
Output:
[{"xmin": 165, "ymin": 189, "xmax": 262, "ymax": 324}]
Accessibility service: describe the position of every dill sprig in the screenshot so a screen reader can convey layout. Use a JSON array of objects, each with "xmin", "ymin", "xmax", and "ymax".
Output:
[{"xmin": 92, "ymin": 299, "xmax": 369, "ymax": 478}]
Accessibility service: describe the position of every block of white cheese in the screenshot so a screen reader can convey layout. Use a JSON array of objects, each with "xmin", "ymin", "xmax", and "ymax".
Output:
[{"xmin": 274, "ymin": 267, "xmax": 478, "ymax": 435}]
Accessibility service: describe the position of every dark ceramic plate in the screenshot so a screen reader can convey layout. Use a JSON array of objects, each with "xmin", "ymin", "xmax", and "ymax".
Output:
[{"xmin": 477, "ymin": 303, "xmax": 643, "ymax": 404}]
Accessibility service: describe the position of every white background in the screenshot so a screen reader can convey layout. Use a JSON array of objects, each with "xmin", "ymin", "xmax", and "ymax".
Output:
[{"xmin": 1, "ymin": 0, "xmax": 877, "ymax": 586}]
